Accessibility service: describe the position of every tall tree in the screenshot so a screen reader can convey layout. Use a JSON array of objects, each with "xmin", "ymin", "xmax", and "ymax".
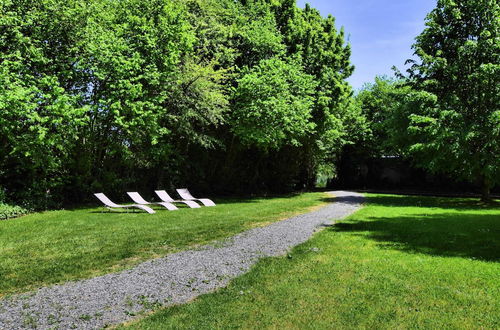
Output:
[
  {"xmin": 353, "ymin": 77, "xmax": 407, "ymax": 158},
  {"xmin": 405, "ymin": 0, "xmax": 499, "ymax": 201},
  {"xmin": 270, "ymin": 2, "xmax": 357, "ymax": 187},
  {"xmin": 232, "ymin": 57, "xmax": 317, "ymax": 149},
  {"xmin": 0, "ymin": 0, "xmax": 91, "ymax": 207}
]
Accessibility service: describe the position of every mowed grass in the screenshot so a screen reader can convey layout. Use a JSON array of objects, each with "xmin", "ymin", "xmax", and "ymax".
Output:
[
  {"xmin": 0, "ymin": 192, "xmax": 327, "ymax": 296},
  {"xmin": 125, "ymin": 194, "xmax": 500, "ymax": 329}
]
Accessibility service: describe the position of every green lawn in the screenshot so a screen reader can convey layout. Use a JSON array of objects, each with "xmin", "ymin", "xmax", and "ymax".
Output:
[
  {"xmin": 0, "ymin": 192, "xmax": 326, "ymax": 296},
  {"xmin": 125, "ymin": 194, "xmax": 500, "ymax": 329}
]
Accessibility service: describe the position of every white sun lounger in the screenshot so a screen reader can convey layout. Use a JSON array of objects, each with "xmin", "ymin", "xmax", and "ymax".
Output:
[
  {"xmin": 127, "ymin": 192, "xmax": 179, "ymax": 211},
  {"xmin": 94, "ymin": 193, "xmax": 155, "ymax": 214},
  {"xmin": 155, "ymin": 190, "xmax": 201, "ymax": 208},
  {"xmin": 176, "ymin": 188, "xmax": 216, "ymax": 207}
]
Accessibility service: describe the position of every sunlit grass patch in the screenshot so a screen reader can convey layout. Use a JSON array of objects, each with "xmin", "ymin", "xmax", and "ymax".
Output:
[{"xmin": 125, "ymin": 194, "xmax": 500, "ymax": 329}]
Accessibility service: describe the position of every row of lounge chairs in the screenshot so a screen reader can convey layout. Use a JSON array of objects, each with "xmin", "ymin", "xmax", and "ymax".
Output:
[{"xmin": 94, "ymin": 189, "xmax": 216, "ymax": 214}]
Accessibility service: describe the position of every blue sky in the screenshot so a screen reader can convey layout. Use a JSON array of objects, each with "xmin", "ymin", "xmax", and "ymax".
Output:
[{"xmin": 296, "ymin": 0, "xmax": 436, "ymax": 90}]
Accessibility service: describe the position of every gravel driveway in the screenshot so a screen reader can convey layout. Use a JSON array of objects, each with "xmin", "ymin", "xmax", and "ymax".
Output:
[{"xmin": 0, "ymin": 191, "xmax": 364, "ymax": 329}]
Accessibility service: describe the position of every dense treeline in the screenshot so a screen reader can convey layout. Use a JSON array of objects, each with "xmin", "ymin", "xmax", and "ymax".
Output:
[
  {"xmin": 0, "ymin": 0, "xmax": 360, "ymax": 208},
  {"xmin": 2, "ymin": 0, "xmax": 498, "ymax": 209}
]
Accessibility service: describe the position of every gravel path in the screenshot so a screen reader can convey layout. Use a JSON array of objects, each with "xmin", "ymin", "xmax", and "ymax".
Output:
[{"xmin": 0, "ymin": 191, "xmax": 363, "ymax": 329}]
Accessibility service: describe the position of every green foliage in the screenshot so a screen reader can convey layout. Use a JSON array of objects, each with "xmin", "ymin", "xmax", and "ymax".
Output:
[
  {"xmin": 0, "ymin": 203, "xmax": 29, "ymax": 220},
  {"xmin": 270, "ymin": 2, "xmax": 358, "ymax": 185},
  {"xmin": 349, "ymin": 0, "xmax": 499, "ymax": 198},
  {"xmin": 0, "ymin": 0, "xmax": 357, "ymax": 205},
  {"xmin": 404, "ymin": 0, "xmax": 500, "ymax": 199},
  {"xmin": 232, "ymin": 57, "xmax": 317, "ymax": 149},
  {"xmin": 0, "ymin": 0, "xmax": 90, "ymax": 206},
  {"xmin": 74, "ymin": 0, "xmax": 199, "ymax": 192},
  {"xmin": 355, "ymin": 77, "xmax": 415, "ymax": 157}
]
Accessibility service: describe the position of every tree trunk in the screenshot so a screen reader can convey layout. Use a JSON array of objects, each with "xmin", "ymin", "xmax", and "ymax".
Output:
[{"xmin": 480, "ymin": 175, "xmax": 491, "ymax": 202}]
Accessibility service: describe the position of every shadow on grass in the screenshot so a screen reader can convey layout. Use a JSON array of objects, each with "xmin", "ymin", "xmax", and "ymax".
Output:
[
  {"xmin": 322, "ymin": 194, "xmax": 500, "ymax": 211},
  {"xmin": 85, "ymin": 194, "xmax": 317, "ymax": 213},
  {"xmin": 214, "ymin": 193, "xmax": 308, "ymax": 205},
  {"xmin": 332, "ymin": 212, "xmax": 500, "ymax": 262},
  {"xmin": 322, "ymin": 196, "xmax": 366, "ymax": 206},
  {"xmin": 87, "ymin": 206, "xmax": 201, "ymax": 214}
]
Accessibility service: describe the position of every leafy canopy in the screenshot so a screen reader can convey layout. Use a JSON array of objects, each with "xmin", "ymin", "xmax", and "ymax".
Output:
[
  {"xmin": 232, "ymin": 57, "xmax": 317, "ymax": 149},
  {"xmin": 405, "ymin": 0, "xmax": 500, "ymax": 199}
]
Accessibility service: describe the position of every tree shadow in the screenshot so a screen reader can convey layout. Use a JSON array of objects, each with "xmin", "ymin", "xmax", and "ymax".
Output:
[
  {"xmin": 322, "ymin": 194, "xmax": 500, "ymax": 211},
  {"xmin": 332, "ymin": 212, "xmax": 500, "ymax": 262},
  {"xmin": 84, "ymin": 194, "xmax": 313, "ymax": 212},
  {"xmin": 215, "ymin": 192, "xmax": 308, "ymax": 205},
  {"xmin": 321, "ymin": 195, "xmax": 366, "ymax": 206}
]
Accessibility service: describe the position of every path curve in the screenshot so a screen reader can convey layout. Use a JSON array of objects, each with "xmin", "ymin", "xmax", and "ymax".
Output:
[{"xmin": 0, "ymin": 191, "xmax": 364, "ymax": 329}]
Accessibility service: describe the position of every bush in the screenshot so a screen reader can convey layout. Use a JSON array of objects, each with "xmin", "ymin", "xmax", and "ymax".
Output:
[
  {"xmin": 0, "ymin": 187, "xmax": 6, "ymax": 203},
  {"xmin": 0, "ymin": 203, "xmax": 29, "ymax": 220}
]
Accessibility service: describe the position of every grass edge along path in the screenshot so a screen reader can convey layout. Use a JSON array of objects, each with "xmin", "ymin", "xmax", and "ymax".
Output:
[
  {"xmin": 0, "ymin": 191, "xmax": 362, "ymax": 329},
  {"xmin": 0, "ymin": 192, "xmax": 327, "ymax": 297},
  {"xmin": 123, "ymin": 194, "xmax": 500, "ymax": 329}
]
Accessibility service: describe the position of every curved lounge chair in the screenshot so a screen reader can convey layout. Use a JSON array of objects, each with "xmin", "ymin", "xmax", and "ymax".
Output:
[
  {"xmin": 155, "ymin": 190, "xmax": 201, "ymax": 208},
  {"xmin": 176, "ymin": 188, "xmax": 216, "ymax": 207},
  {"xmin": 94, "ymin": 193, "xmax": 155, "ymax": 214},
  {"xmin": 127, "ymin": 192, "xmax": 178, "ymax": 211}
]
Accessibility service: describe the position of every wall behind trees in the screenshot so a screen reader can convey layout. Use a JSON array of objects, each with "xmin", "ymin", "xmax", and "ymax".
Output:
[{"xmin": 0, "ymin": 0, "xmax": 359, "ymax": 208}]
